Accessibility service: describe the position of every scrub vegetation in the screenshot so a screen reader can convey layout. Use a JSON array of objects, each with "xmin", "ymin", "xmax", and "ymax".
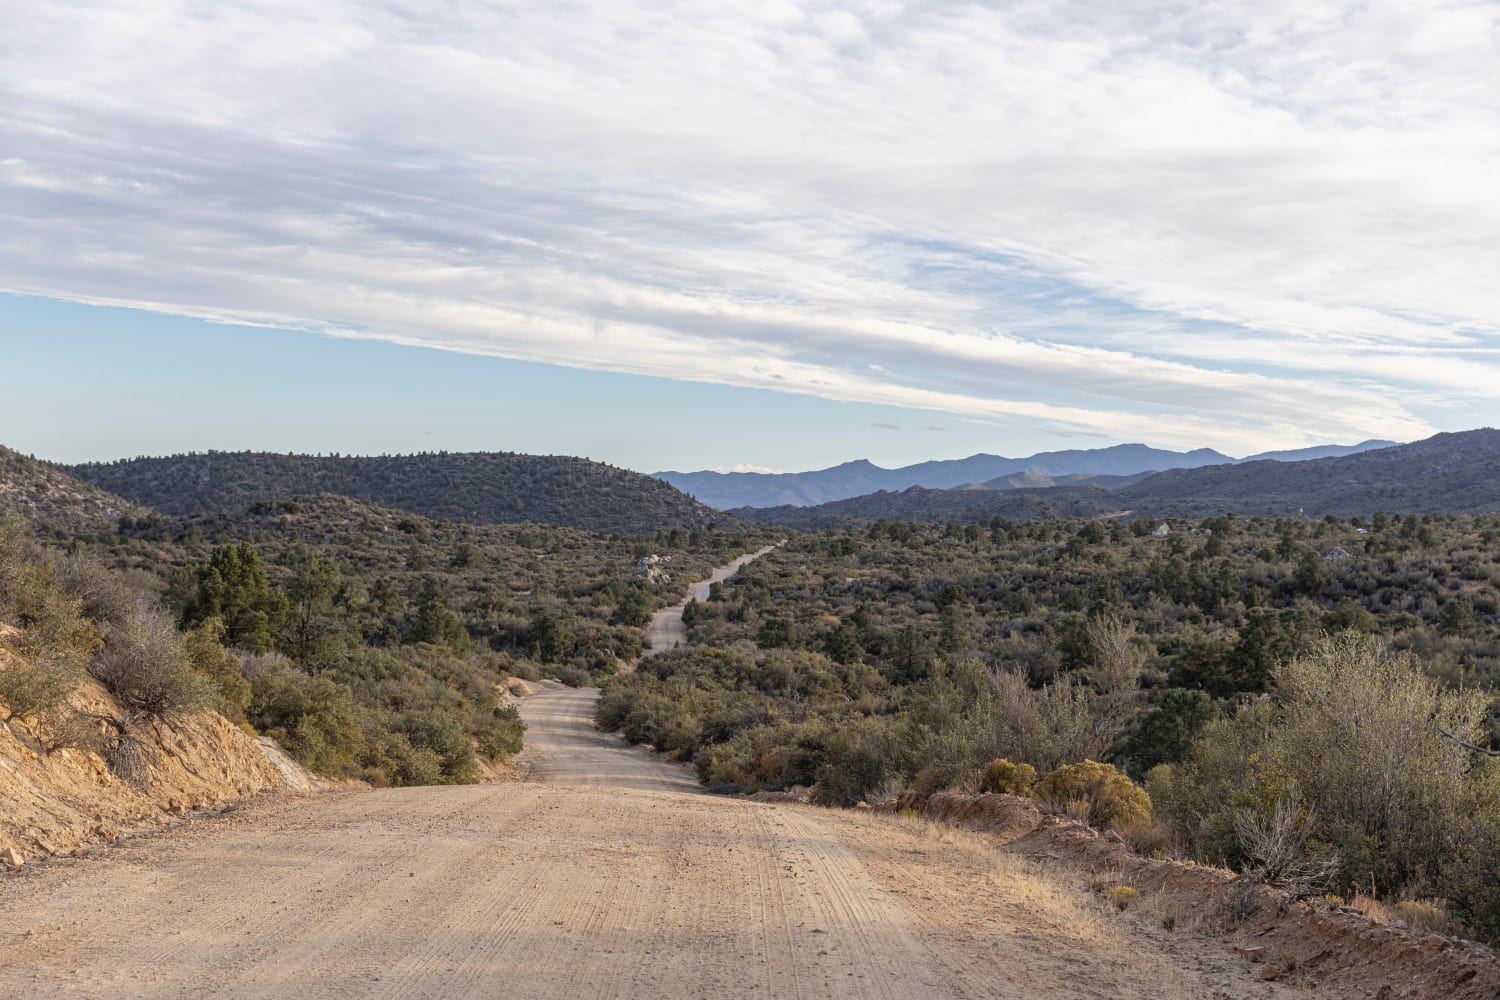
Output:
[
  {"xmin": 597, "ymin": 512, "xmax": 1500, "ymax": 941},
  {"xmin": 4, "ymin": 490, "xmax": 773, "ymax": 787}
]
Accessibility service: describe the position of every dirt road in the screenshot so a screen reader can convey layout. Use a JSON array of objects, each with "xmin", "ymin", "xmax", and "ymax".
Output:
[
  {"xmin": 640, "ymin": 544, "xmax": 778, "ymax": 655},
  {"xmin": 0, "ymin": 551, "xmax": 1305, "ymax": 999},
  {"xmin": 0, "ymin": 681, "xmax": 1305, "ymax": 1000}
]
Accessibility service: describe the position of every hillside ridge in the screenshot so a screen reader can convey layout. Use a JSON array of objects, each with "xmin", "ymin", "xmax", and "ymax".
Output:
[
  {"xmin": 736, "ymin": 430, "xmax": 1496, "ymax": 526},
  {"xmin": 65, "ymin": 450, "xmax": 733, "ymax": 536}
]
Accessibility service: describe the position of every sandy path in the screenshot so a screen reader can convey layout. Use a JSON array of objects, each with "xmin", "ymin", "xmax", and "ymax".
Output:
[{"xmin": 640, "ymin": 544, "xmax": 777, "ymax": 655}]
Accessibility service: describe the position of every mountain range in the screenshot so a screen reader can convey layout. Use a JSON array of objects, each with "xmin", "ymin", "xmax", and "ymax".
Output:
[
  {"xmin": 734, "ymin": 431, "xmax": 1500, "ymax": 527},
  {"xmin": 7, "ymin": 431, "xmax": 1491, "ymax": 540},
  {"xmin": 654, "ymin": 440, "xmax": 1396, "ymax": 510}
]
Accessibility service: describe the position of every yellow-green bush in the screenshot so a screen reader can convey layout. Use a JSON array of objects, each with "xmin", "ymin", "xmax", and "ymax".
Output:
[
  {"xmin": 1035, "ymin": 759, "xmax": 1151, "ymax": 830},
  {"xmin": 1108, "ymin": 885, "xmax": 1139, "ymax": 910},
  {"xmin": 1392, "ymin": 899, "xmax": 1452, "ymax": 935},
  {"xmin": 980, "ymin": 758, "xmax": 1037, "ymax": 795}
]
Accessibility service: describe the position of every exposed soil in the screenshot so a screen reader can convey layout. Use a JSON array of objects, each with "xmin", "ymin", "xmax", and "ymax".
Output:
[{"xmin": 0, "ymin": 676, "xmax": 284, "ymax": 866}]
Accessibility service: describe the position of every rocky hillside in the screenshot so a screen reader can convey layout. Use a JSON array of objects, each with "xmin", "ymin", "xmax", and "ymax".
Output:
[
  {"xmin": 66, "ymin": 451, "xmax": 736, "ymax": 536},
  {"xmin": 0, "ymin": 446, "xmax": 148, "ymax": 536}
]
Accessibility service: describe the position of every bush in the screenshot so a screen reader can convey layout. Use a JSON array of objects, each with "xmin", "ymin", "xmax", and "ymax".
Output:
[
  {"xmin": 90, "ymin": 608, "xmax": 214, "ymax": 717},
  {"xmin": 472, "ymin": 704, "xmax": 524, "ymax": 760},
  {"xmin": 0, "ymin": 658, "xmax": 80, "ymax": 723},
  {"xmin": 358, "ymin": 728, "xmax": 443, "ymax": 787},
  {"xmin": 1035, "ymin": 759, "xmax": 1151, "ymax": 830},
  {"xmin": 388, "ymin": 706, "xmax": 478, "ymax": 783},
  {"xmin": 181, "ymin": 620, "xmax": 252, "ymax": 719},
  {"xmin": 810, "ymin": 718, "xmax": 890, "ymax": 806},
  {"xmin": 1108, "ymin": 885, "xmax": 1139, "ymax": 910},
  {"xmin": 40, "ymin": 708, "xmax": 108, "ymax": 756},
  {"xmin": 1392, "ymin": 899, "xmax": 1453, "ymax": 935},
  {"xmin": 246, "ymin": 660, "xmax": 361, "ymax": 776},
  {"xmin": 980, "ymin": 758, "xmax": 1037, "ymax": 795}
]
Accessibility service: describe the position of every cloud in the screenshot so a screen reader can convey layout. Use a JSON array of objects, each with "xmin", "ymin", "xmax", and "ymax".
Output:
[
  {"xmin": 871, "ymin": 422, "xmax": 901, "ymax": 431},
  {"xmin": 2, "ymin": 0, "xmax": 1496, "ymax": 454},
  {"xmin": 711, "ymin": 463, "xmax": 785, "ymax": 474}
]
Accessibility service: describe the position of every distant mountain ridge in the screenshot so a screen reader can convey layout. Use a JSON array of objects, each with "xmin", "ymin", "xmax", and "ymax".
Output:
[
  {"xmin": 65, "ymin": 451, "xmax": 735, "ymax": 536},
  {"xmin": 656, "ymin": 440, "xmax": 1395, "ymax": 510},
  {"xmin": 735, "ymin": 431, "xmax": 1496, "ymax": 527}
]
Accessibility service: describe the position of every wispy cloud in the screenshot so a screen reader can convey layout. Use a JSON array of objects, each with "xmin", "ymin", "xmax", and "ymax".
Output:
[{"xmin": 2, "ymin": 0, "xmax": 1496, "ymax": 453}]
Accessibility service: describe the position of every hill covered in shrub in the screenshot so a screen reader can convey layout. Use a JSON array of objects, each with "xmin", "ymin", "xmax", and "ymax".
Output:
[{"xmin": 67, "ymin": 450, "xmax": 738, "ymax": 535}]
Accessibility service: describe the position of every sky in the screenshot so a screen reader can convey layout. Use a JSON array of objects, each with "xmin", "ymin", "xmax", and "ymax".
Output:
[{"xmin": 2, "ymin": 0, "xmax": 1497, "ymax": 474}]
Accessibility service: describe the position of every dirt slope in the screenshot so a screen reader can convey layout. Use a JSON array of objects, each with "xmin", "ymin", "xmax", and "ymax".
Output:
[{"xmin": 0, "ymin": 677, "xmax": 284, "ymax": 866}]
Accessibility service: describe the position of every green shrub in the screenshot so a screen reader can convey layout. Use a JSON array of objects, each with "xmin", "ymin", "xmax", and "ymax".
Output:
[
  {"xmin": 389, "ymin": 706, "xmax": 478, "ymax": 783},
  {"xmin": 182, "ymin": 620, "xmax": 252, "ymax": 719},
  {"xmin": 246, "ymin": 659, "xmax": 360, "ymax": 776},
  {"xmin": 810, "ymin": 718, "xmax": 889, "ymax": 806},
  {"xmin": 1035, "ymin": 759, "xmax": 1151, "ymax": 830},
  {"xmin": 358, "ymin": 729, "xmax": 444, "ymax": 787},
  {"xmin": 980, "ymin": 758, "xmax": 1037, "ymax": 795},
  {"xmin": 472, "ymin": 704, "xmax": 524, "ymax": 760}
]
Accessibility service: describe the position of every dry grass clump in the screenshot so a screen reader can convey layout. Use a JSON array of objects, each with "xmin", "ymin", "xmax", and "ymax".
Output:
[{"xmin": 1391, "ymin": 899, "xmax": 1454, "ymax": 935}]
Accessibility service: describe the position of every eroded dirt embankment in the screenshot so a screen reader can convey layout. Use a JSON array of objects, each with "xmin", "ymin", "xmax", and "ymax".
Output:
[{"xmin": 1, "ymin": 676, "xmax": 285, "ymax": 867}]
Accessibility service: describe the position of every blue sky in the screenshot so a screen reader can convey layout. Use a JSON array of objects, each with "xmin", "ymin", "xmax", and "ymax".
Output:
[
  {"xmin": 1, "ymin": 292, "xmax": 984, "ymax": 471},
  {"xmin": 3, "ymin": 1, "xmax": 1497, "ymax": 473}
]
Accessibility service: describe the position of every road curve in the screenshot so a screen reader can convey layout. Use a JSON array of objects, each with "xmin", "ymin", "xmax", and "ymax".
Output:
[{"xmin": 640, "ymin": 544, "xmax": 778, "ymax": 657}]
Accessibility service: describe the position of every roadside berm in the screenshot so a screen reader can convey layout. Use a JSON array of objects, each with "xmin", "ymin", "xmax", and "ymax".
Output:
[{"xmin": 884, "ymin": 790, "xmax": 1500, "ymax": 1000}]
